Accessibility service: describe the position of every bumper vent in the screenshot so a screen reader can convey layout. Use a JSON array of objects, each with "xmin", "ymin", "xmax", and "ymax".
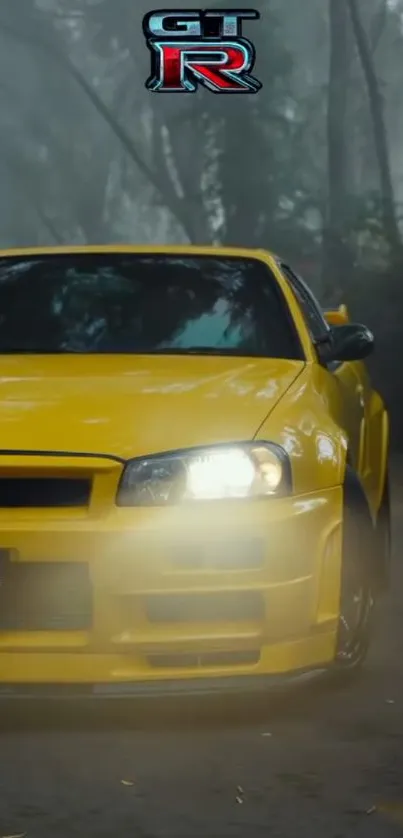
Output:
[
  {"xmin": 0, "ymin": 559, "xmax": 93, "ymax": 631},
  {"xmin": 146, "ymin": 592, "xmax": 264, "ymax": 623},
  {"xmin": 172, "ymin": 539, "xmax": 265, "ymax": 570}
]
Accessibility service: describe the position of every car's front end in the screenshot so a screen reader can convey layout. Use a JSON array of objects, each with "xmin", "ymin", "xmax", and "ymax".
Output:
[
  {"xmin": 0, "ymin": 245, "xmax": 345, "ymax": 697},
  {"xmin": 0, "ymin": 447, "xmax": 342, "ymax": 698}
]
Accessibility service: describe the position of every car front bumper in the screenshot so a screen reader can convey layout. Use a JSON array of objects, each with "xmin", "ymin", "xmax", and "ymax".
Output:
[
  {"xmin": 0, "ymin": 478, "xmax": 343, "ymax": 691},
  {"xmin": 0, "ymin": 667, "xmax": 329, "ymax": 700}
]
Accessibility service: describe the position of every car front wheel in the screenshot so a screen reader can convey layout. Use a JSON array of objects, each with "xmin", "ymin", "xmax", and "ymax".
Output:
[{"xmin": 333, "ymin": 468, "xmax": 376, "ymax": 677}]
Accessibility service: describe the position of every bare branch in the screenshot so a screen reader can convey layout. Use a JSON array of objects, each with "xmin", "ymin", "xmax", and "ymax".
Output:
[
  {"xmin": 370, "ymin": 0, "xmax": 388, "ymax": 53},
  {"xmin": 0, "ymin": 13, "xmax": 197, "ymax": 241}
]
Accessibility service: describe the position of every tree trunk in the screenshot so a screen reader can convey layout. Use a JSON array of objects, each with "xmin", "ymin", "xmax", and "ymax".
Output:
[
  {"xmin": 347, "ymin": 0, "xmax": 401, "ymax": 257},
  {"xmin": 323, "ymin": 0, "xmax": 352, "ymax": 300}
]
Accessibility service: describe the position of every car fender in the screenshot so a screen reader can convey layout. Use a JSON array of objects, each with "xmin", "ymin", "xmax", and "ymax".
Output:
[
  {"xmin": 368, "ymin": 389, "xmax": 389, "ymax": 515},
  {"xmin": 254, "ymin": 364, "xmax": 349, "ymax": 495}
]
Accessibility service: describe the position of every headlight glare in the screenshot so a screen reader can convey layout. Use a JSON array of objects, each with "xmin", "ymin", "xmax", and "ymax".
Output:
[
  {"xmin": 117, "ymin": 443, "xmax": 290, "ymax": 506},
  {"xmin": 186, "ymin": 448, "xmax": 256, "ymax": 500}
]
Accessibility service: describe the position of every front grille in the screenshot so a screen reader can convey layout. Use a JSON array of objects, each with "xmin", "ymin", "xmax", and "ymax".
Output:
[
  {"xmin": 147, "ymin": 650, "xmax": 260, "ymax": 669},
  {"xmin": 0, "ymin": 477, "xmax": 91, "ymax": 508},
  {"xmin": 0, "ymin": 559, "xmax": 93, "ymax": 630},
  {"xmin": 146, "ymin": 592, "xmax": 265, "ymax": 624}
]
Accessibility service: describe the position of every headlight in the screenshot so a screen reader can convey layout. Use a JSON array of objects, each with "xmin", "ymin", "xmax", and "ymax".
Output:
[{"xmin": 117, "ymin": 443, "xmax": 291, "ymax": 506}]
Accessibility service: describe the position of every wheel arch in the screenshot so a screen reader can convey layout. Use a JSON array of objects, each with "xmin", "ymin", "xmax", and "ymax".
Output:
[
  {"xmin": 342, "ymin": 463, "xmax": 381, "ymax": 593},
  {"xmin": 376, "ymin": 405, "xmax": 390, "ymax": 515},
  {"xmin": 331, "ymin": 462, "xmax": 376, "ymax": 676}
]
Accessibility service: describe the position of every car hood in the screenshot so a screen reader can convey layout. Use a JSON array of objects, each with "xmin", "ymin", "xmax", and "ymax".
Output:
[{"xmin": 0, "ymin": 355, "xmax": 304, "ymax": 459}]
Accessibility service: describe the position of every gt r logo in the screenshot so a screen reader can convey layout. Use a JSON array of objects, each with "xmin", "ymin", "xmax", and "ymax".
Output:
[{"xmin": 143, "ymin": 9, "xmax": 262, "ymax": 93}]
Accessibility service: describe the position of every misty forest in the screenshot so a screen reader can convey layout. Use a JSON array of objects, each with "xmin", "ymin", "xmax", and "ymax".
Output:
[{"xmin": 0, "ymin": 0, "xmax": 402, "ymax": 437}]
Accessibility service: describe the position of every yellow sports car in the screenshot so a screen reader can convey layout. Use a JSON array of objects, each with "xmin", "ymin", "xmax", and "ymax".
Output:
[{"xmin": 0, "ymin": 245, "xmax": 390, "ymax": 698}]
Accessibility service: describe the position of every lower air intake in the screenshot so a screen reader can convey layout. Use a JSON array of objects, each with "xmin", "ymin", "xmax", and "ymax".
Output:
[
  {"xmin": 0, "ymin": 560, "xmax": 93, "ymax": 631},
  {"xmin": 146, "ymin": 592, "xmax": 265, "ymax": 623}
]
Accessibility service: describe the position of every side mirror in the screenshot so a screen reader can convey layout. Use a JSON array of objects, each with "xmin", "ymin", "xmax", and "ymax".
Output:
[{"xmin": 319, "ymin": 323, "xmax": 374, "ymax": 364}]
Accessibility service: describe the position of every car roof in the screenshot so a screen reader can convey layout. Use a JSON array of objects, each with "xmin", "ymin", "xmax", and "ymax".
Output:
[{"xmin": 0, "ymin": 244, "xmax": 278, "ymax": 259}]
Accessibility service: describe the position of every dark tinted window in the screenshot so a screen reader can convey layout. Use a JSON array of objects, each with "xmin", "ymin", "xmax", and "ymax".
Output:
[
  {"xmin": 0, "ymin": 254, "xmax": 302, "ymax": 359},
  {"xmin": 281, "ymin": 264, "xmax": 330, "ymax": 343}
]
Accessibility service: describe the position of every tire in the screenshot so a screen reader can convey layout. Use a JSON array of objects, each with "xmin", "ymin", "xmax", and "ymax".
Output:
[
  {"xmin": 374, "ymin": 471, "xmax": 391, "ymax": 595},
  {"xmin": 331, "ymin": 467, "xmax": 376, "ymax": 680}
]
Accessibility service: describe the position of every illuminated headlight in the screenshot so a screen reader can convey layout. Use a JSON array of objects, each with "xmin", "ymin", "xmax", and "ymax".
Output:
[{"xmin": 117, "ymin": 443, "xmax": 291, "ymax": 506}]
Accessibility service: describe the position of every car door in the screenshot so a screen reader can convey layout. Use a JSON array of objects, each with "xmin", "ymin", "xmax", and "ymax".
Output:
[{"xmin": 279, "ymin": 263, "xmax": 367, "ymax": 485}]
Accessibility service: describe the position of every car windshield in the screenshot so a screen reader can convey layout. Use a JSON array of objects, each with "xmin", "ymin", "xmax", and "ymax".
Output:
[{"xmin": 0, "ymin": 253, "xmax": 301, "ymax": 359}]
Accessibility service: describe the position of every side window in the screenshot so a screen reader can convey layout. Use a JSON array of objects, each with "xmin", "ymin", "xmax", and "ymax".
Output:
[{"xmin": 280, "ymin": 264, "xmax": 330, "ymax": 345}]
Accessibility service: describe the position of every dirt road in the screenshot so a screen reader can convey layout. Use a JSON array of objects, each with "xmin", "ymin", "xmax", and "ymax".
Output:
[{"xmin": 0, "ymin": 492, "xmax": 402, "ymax": 838}]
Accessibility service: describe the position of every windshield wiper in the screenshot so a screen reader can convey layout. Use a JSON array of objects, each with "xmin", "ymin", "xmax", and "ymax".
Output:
[
  {"xmin": 144, "ymin": 346, "xmax": 239, "ymax": 356},
  {"xmin": 0, "ymin": 346, "xmax": 243, "ymax": 356},
  {"xmin": 0, "ymin": 347, "xmax": 84, "ymax": 354}
]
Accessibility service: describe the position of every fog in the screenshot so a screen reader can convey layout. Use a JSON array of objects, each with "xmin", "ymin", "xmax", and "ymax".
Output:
[{"xmin": 0, "ymin": 0, "xmax": 402, "ymax": 437}]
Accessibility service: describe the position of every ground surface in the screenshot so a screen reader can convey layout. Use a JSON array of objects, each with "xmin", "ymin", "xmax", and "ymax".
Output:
[{"xmin": 0, "ymin": 484, "xmax": 402, "ymax": 838}]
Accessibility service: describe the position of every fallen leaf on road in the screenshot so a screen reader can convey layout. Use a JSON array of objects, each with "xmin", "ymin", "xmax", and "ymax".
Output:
[
  {"xmin": 236, "ymin": 785, "xmax": 245, "ymax": 803},
  {"xmin": 121, "ymin": 780, "xmax": 134, "ymax": 786}
]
